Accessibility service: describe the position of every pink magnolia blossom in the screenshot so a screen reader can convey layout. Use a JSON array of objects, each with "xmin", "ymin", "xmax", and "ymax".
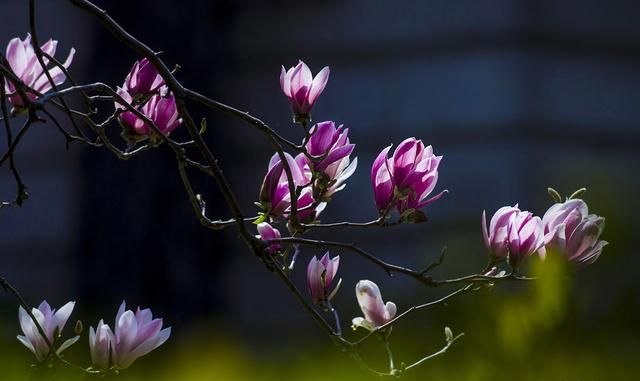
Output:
[
  {"xmin": 541, "ymin": 199, "xmax": 607, "ymax": 265},
  {"xmin": 259, "ymin": 152, "xmax": 325, "ymax": 220},
  {"xmin": 482, "ymin": 205, "xmax": 545, "ymax": 269},
  {"xmin": 307, "ymin": 252, "xmax": 341, "ymax": 304},
  {"xmin": 305, "ymin": 121, "xmax": 358, "ymax": 199},
  {"xmin": 17, "ymin": 301, "xmax": 78, "ymax": 362},
  {"xmin": 352, "ymin": 280, "xmax": 397, "ymax": 332},
  {"xmin": 122, "ymin": 58, "xmax": 164, "ymax": 95},
  {"xmin": 280, "ymin": 60, "xmax": 329, "ymax": 119},
  {"xmin": 111, "ymin": 301, "xmax": 171, "ymax": 369},
  {"xmin": 89, "ymin": 319, "xmax": 114, "ymax": 370},
  {"xmin": 116, "ymin": 87, "xmax": 182, "ymax": 138},
  {"xmin": 116, "ymin": 59, "xmax": 181, "ymax": 139},
  {"xmin": 256, "ymin": 222, "xmax": 283, "ymax": 253},
  {"xmin": 371, "ymin": 138, "xmax": 446, "ymax": 216},
  {"xmin": 3, "ymin": 34, "xmax": 75, "ymax": 107}
]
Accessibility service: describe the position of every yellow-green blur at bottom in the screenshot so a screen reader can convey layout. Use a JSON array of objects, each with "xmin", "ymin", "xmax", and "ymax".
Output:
[{"xmin": 0, "ymin": 255, "xmax": 637, "ymax": 380}]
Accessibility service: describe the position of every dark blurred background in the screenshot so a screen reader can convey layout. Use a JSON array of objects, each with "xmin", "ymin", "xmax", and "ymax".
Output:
[{"xmin": 1, "ymin": 0, "xmax": 639, "ymax": 380}]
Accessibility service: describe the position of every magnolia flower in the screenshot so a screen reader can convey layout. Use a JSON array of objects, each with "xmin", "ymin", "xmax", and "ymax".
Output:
[
  {"xmin": 17, "ymin": 301, "xmax": 78, "ymax": 362},
  {"xmin": 482, "ymin": 205, "xmax": 545, "ymax": 269},
  {"xmin": 482, "ymin": 205, "xmax": 520, "ymax": 259},
  {"xmin": 541, "ymin": 199, "xmax": 607, "ymax": 265},
  {"xmin": 116, "ymin": 87, "xmax": 182, "ymax": 139},
  {"xmin": 115, "ymin": 58, "xmax": 181, "ymax": 141},
  {"xmin": 295, "ymin": 186, "xmax": 326, "ymax": 223},
  {"xmin": 280, "ymin": 60, "xmax": 329, "ymax": 119},
  {"xmin": 89, "ymin": 319, "xmax": 114, "ymax": 370},
  {"xmin": 259, "ymin": 152, "xmax": 312, "ymax": 217},
  {"xmin": 122, "ymin": 58, "xmax": 164, "ymax": 95},
  {"xmin": 352, "ymin": 280, "xmax": 396, "ymax": 332},
  {"xmin": 507, "ymin": 210, "xmax": 545, "ymax": 268},
  {"xmin": 256, "ymin": 222, "xmax": 282, "ymax": 253},
  {"xmin": 305, "ymin": 121, "xmax": 355, "ymax": 172},
  {"xmin": 3, "ymin": 34, "xmax": 75, "ymax": 108},
  {"xmin": 371, "ymin": 138, "xmax": 446, "ymax": 216},
  {"xmin": 111, "ymin": 302, "xmax": 171, "ymax": 369},
  {"xmin": 305, "ymin": 121, "xmax": 358, "ymax": 199},
  {"xmin": 307, "ymin": 252, "xmax": 341, "ymax": 304},
  {"xmin": 371, "ymin": 146, "xmax": 394, "ymax": 212}
]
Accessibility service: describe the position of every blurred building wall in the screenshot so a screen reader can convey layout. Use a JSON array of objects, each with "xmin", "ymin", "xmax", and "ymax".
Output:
[{"xmin": 1, "ymin": 0, "xmax": 638, "ymax": 339}]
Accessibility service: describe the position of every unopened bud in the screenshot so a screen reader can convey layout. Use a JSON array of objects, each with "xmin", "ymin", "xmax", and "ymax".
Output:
[
  {"xmin": 444, "ymin": 327, "xmax": 453, "ymax": 342},
  {"xmin": 75, "ymin": 320, "xmax": 83, "ymax": 335}
]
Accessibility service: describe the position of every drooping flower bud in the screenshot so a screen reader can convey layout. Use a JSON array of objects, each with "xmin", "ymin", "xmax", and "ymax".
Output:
[
  {"xmin": 111, "ymin": 301, "xmax": 171, "ymax": 369},
  {"xmin": 122, "ymin": 58, "xmax": 164, "ymax": 96},
  {"xmin": 482, "ymin": 205, "xmax": 544, "ymax": 269},
  {"xmin": 256, "ymin": 222, "xmax": 282, "ymax": 254},
  {"xmin": 3, "ymin": 34, "xmax": 75, "ymax": 108},
  {"xmin": 89, "ymin": 319, "xmax": 114, "ymax": 370},
  {"xmin": 307, "ymin": 252, "xmax": 341, "ymax": 304},
  {"xmin": 17, "ymin": 301, "xmax": 78, "ymax": 362},
  {"xmin": 280, "ymin": 60, "xmax": 329, "ymax": 121},
  {"xmin": 352, "ymin": 280, "xmax": 397, "ymax": 332},
  {"xmin": 541, "ymin": 199, "xmax": 607, "ymax": 265}
]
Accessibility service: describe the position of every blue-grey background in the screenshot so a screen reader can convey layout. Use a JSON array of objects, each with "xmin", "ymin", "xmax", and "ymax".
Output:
[{"xmin": 1, "ymin": 1, "xmax": 639, "ymax": 380}]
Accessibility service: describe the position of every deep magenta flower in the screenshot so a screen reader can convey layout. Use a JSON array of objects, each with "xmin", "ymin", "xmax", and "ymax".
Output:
[
  {"xmin": 111, "ymin": 302, "xmax": 171, "ymax": 369},
  {"xmin": 352, "ymin": 280, "xmax": 396, "ymax": 332},
  {"xmin": 116, "ymin": 59, "xmax": 181, "ymax": 140},
  {"xmin": 3, "ymin": 34, "xmax": 75, "ymax": 107},
  {"xmin": 305, "ymin": 121, "xmax": 358, "ymax": 199},
  {"xmin": 258, "ymin": 151, "xmax": 332, "ymax": 223},
  {"xmin": 122, "ymin": 58, "xmax": 164, "ymax": 96},
  {"xmin": 307, "ymin": 252, "xmax": 341, "ymax": 305},
  {"xmin": 259, "ymin": 152, "xmax": 317, "ymax": 218},
  {"xmin": 371, "ymin": 138, "xmax": 446, "ymax": 215},
  {"xmin": 17, "ymin": 301, "xmax": 78, "ymax": 361},
  {"xmin": 541, "ymin": 199, "xmax": 607, "ymax": 265},
  {"xmin": 295, "ymin": 186, "xmax": 326, "ymax": 223},
  {"xmin": 280, "ymin": 60, "xmax": 329, "ymax": 119},
  {"xmin": 371, "ymin": 146, "xmax": 394, "ymax": 212},
  {"xmin": 305, "ymin": 121, "xmax": 355, "ymax": 172},
  {"xmin": 482, "ymin": 205, "xmax": 545, "ymax": 269},
  {"xmin": 256, "ymin": 222, "xmax": 283, "ymax": 254},
  {"xmin": 89, "ymin": 319, "xmax": 114, "ymax": 370},
  {"xmin": 116, "ymin": 87, "xmax": 182, "ymax": 138}
]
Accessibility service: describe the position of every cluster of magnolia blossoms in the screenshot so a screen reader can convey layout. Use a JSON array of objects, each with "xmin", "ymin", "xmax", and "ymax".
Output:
[
  {"xmin": 116, "ymin": 58, "xmax": 182, "ymax": 142},
  {"xmin": 261, "ymin": 60, "xmax": 438, "ymax": 334},
  {"xmin": 3, "ymin": 34, "xmax": 75, "ymax": 110},
  {"xmin": 483, "ymin": 197, "xmax": 607, "ymax": 271},
  {"xmin": 17, "ymin": 300, "xmax": 170, "ymax": 371},
  {"xmin": 257, "ymin": 60, "xmax": 445, "ymax": 243}
]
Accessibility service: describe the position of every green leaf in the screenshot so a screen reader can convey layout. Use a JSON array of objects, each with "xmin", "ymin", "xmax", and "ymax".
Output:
[
  {"xmin": 199, "ymin": 117, "xmax": 207, "ymax": 135},
  {"xmin": 547, "ymin": 187, "xmax": 562, "ymax": 203},
  {"xmin": 569, "ymin": 187, "xmax": 587, "ymax": 200},
  {"xmin": 253, "ymin": 214, "xmax": 267, "ymax": 225}
]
